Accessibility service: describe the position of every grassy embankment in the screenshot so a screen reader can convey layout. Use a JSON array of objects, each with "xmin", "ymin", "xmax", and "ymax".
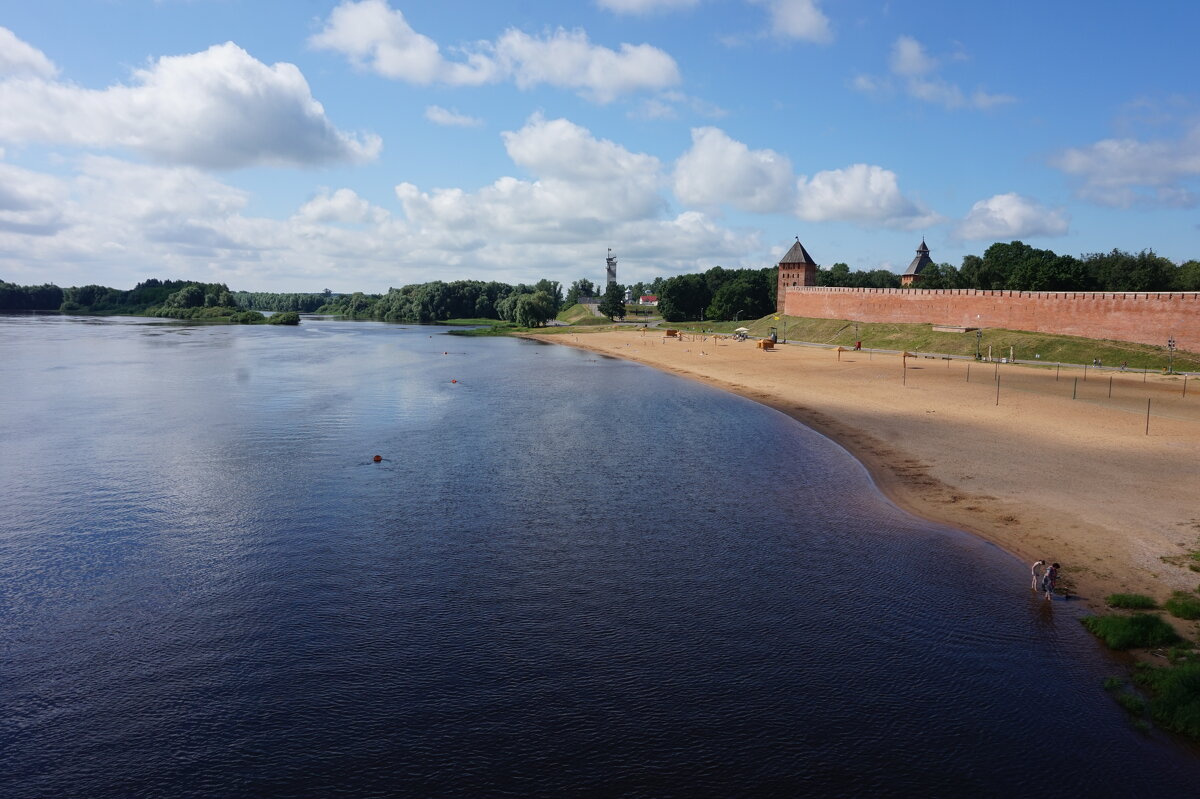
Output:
[
  {"xmin": 1084, "ymin": 576, "xmax": 1200, "ymax": 738},
  {"xmin": 445, "ymin": 304, "xmax": 627, "ymax": 336},
  {"xmin": 668, "ymin": 315, "xmax": 1200, "ymax": 372}
]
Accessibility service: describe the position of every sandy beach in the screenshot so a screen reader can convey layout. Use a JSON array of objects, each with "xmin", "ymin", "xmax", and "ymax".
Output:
[{"xmin": 530, "ymin": 327, "xmax": 1200, "ymax": 620}]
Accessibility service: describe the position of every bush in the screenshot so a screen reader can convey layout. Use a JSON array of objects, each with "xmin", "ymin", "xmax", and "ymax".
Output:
[
  {"xmin": 1106, "ymin": 593, "xmax": 1158, "ymax": 610},
  {"xmin": 1164, "ymin": 591, "xmax": 1200, "ymax": 621},
  {"xmin": 233, "ymin": 311, "xmax": 266, "ymax": 324},
  {"xmin": 268, "ymin": 311, "xmax": 301, "ymax": 325},
  {"xmin": 1113, "ymin": 691, "xmax": 1147, "ymax": 715},
  {"xmin": 1134, "ymin": 662, "xmax": 1200, "ymax": 739},
  {"xmin": 1081, "ymin": 613, "xmax": 1183, "ymax": 650}
]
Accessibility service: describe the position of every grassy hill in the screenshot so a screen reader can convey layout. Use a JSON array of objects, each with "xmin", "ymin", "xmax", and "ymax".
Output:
[{"xmin": 669, "ymin": 315, "xmax": 1199, "ymax": 372}]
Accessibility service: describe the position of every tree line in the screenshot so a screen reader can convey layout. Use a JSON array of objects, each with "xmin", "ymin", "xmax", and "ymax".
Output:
[
  {"xmin": 4, "ymin": 241, "xmax": 1196, "ymax": 324},
  {"xmin": 315, "ymin": 278, "xmax": 565, "ymax": 326},
  {"xmin": 818, "ymin": 243, "xmax": 1200, "ymax": 293}
]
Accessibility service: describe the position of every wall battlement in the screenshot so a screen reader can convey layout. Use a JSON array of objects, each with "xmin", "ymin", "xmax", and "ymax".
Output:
[{"xmin": 780, "ymin": 286, "xmax": 1199, "ymax": 349}]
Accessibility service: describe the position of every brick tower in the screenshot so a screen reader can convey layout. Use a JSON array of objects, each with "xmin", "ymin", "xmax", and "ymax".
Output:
[{"xmin": 776, "ymin": 238, "xmax": 818, "ymax": 313}]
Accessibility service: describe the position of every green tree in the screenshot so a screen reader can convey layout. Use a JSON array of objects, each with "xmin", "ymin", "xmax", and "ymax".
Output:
[
  {"xmin": 598, "ymin": 282, "xmax": 626, "ymax": 320},
  {"xmin": 657, "ymin": 273, "xmax": 711, "ymax": 322}
]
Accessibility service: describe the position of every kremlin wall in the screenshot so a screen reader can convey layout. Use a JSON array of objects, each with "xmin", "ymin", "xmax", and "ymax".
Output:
[{"xmin": 775, "ymin": 240, "xmax": 1198, "ymax": 350}]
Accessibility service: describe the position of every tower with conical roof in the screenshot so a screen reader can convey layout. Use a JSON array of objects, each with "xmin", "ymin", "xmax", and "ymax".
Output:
[
  {"xmin": 776, "ymin": 237, "xmax": 818, "ymax": 312},
  {"xmin": 901, "ymin": 239, "xmax": 933, "ymax": 287}
]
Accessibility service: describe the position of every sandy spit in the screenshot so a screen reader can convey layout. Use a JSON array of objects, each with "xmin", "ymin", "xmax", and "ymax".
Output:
[{"xmin": 529, "ymin": 328, "xmax": 1200, "ymax": 618}]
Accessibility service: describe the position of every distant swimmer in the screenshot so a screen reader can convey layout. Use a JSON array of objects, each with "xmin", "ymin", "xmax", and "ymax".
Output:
[{"xmin": 1031, "ymin": 560, "xmax": 1046, "ymax": 591}]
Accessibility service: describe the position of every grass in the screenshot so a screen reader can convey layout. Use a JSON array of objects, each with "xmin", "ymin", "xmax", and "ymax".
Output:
[
  {"xmin": 1113, "ymin": 691, "xmax": 1148, "ymax": 715},
  {"xmin": 1106, "ymin": 593, "xmax": 1159, "ymax": 610},
  {"xmin": 668, "ymin": 314, "xmax": 1199, "ymax": 371},
  {"xmin": 1164, "ymin": 591, "xmax": 1200, "ymax": 620},
  {"xmin": 441, "ymin": 318, "xmax": 506, "ymax": 326},
  {"xmin": 1080, "ymin": 613, "xmax": 1183, "ymax": 650},
  {"xmin": 1134, "ymin": 662, "xmax": 1200, "ymax": 739}
]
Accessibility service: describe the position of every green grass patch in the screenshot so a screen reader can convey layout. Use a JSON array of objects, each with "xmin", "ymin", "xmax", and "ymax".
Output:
[
  {"xmin": 1105, "ymin": 593, "xmax": 1158, "ymax": 610},
  {"xmin": 446, "ymin": 322, "xmax": 520, "ymax": 336},
  {"xmin": 441, "ymin": 318, "xmax": 505, "ymax": 326},
  {"xmin": 1081, "ymin": 613, "xmax": 1183, "ymax": 650},
  {"xmin": 668, "ymin": 314, "xmax": 1199, "ymax": 370},
  {"xmin": 1113, "ymin": 691, "xmax": 1148, "ymax": 715},
  {"xmin": 1164, "ymin": 591, "xmax": 1200, "ymax": 621},
  {"xmin": 556, "ymin": 303, "xmax": 598, "ymax": 324},
  {"xmin": 1134, "ymin": 662, "xmax": 1200, "ymax": 739},
  {"xmin": 1103, "ymin": 676, "xmax": 1124, "ymax": 692}
]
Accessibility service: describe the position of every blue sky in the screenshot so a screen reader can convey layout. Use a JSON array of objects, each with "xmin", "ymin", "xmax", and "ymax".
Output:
[{"xmin": 1, "ymin": 0, "xmax": 1197, "ymax": 292}]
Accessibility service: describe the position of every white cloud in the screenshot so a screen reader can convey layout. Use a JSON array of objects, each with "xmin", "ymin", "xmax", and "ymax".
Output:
[
  {"xmin": 0, "ymin": 118, "xmax": 758, "ymax": 290},
  {"xmin": 424, "ymin": 105, "xmax": 483, "ymax": 127},
  {"xmin": 310, "ymin": 0, "xmax": 680, "ymax": 103},
  {"xmin": 308, "ymin": 0, "xmax": 495, "ymax": 85},
  {"xmin": 753, "ymin": 0, "xmax": 833, "ymax": 44},
  {"xmin": 890, "ymin": 35, "xmax": 936, "ymax": 77},
  {"xmin": 630, "ymin": 91, "xmax": 727, "ymax": 121},
  {"xmin": 596, "ymin": 0, "xmax": 700, "ymax": 13},
  {"xmin": 0, "ymin": 162, "xmax": 70, "ymax": 235},
  {"xmin": 673, "ymin": 127, "xmax": 795, "ymax": 212},
  {"xmin": 954, "ymin": 193, "xmax": 1069, "ymax": 240},
  {"xmin": 794, "ymin": 163, "xmax": 942, "ymax": 229},
  {"xmin": 1051, "ymin": 124, "xmax": 1200, "ymax": 208},
  {"xmin": 856, "ymin": 35, "xmax": 1014, "ymax": 111},
  {"xmin": 0, "ymin": 26, "xmax": 57, "ymax": 78},
  {"xmin": 295, "ymin": 188, "xmax": 389, "ymax": 225},
  {"xmin": 0, "ymin": 41, "xmax": 381, "ymax": 168}
]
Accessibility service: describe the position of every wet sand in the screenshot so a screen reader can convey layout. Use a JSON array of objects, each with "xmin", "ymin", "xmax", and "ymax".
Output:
[{"xmin": 530, "ymin": 328, "xmax": 1200, "ymax": 617}]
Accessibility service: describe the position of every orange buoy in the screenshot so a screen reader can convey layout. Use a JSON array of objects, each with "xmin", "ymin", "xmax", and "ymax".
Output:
[
  {"xmin": 373, "ymin": 455, "xmax": 382, "ymax": 462},
  {"xmin": 451, "ymin": 379, "xmax": 457, "ymax": 383}
]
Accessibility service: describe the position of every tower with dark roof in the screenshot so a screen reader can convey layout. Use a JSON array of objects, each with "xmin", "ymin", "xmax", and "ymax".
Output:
[
  {"xmin": 901, "ymin": 239, "xmax": 933, "ymax": 287},
  {"xmin": 776, "ymin": 237, "xmax": 818, "ymax": 312}
]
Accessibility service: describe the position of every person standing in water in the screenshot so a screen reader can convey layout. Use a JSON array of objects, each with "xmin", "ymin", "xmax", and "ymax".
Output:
[
  {"xmin": 1041, "ymin": 563, "xmax": 1060, "ymax": 600},
  {"xmin": 1031, "ymin": 560, "xmax": 1045, "ymax": 591}
]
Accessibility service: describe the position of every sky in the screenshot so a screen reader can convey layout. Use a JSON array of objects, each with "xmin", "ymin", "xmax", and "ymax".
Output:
[{"xmin": 1, "ymin": 0, "xmax": 1198, "ymax": 293}]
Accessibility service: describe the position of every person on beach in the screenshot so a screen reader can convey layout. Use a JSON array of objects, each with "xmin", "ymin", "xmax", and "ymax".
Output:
[
  {"xmin": 1031, "ymin": 560, "xmax": 1045, "ymax": 591},
  {"xmin": 1041, "ymin": 562, "xmax": 1060, "ymax": 600}
]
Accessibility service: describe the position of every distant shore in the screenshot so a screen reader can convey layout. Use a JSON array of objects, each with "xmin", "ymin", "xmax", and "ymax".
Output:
[{"xmin": 529, "ymin": 328, "xmax": 1200, "ymax": 619}]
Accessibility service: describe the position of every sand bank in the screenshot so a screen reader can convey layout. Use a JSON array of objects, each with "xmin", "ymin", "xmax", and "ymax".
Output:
[{"xmin": 530, "ymin": 328, "xmax": 1200, "ymax": 616}]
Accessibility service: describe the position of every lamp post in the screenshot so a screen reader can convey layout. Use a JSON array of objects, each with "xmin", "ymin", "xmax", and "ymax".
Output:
[
  {"xmin": 1168, "ymin": 336, "xmax": 1176, "ymax": 375},
  {"xmin": 735, "ymin": 309, "xmax": 744, "ymax": 322}
]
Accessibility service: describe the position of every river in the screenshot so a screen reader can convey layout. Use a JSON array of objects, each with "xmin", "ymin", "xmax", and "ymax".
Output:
[{"xmin": 1, "ymin": 313, "xmax": 1196, "ymax": 796}]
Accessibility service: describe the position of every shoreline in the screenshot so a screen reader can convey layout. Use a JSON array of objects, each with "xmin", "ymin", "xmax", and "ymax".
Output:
[{"xmin": 528, "ymin": 328, "xmax": 1200, "ymax": 623}]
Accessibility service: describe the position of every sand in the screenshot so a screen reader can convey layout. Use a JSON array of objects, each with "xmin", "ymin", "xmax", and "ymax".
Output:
[{"xmin": 530, "ymin": 328, "xmax": 1200, "ymax": 617}]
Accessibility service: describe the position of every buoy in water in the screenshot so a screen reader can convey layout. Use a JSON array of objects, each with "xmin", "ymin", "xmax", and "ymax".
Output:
[
  {"xmin": 373, "ymin": 455, "xmax": 382, "ymax": 462},
  {"xmin": 451, "ymin": 379, "xmax": 457, "ymax": 383}
]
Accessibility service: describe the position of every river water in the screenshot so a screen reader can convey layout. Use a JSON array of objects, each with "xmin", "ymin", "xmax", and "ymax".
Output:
[{"xmin": 1, "ymin": 313, "xmax": 1197, "ymax": 797}]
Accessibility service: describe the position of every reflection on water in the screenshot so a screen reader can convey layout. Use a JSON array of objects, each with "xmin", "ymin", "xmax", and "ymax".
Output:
[{"xmin": 0, "ymin": 313, "xmax": 1197, "ymax": 797}]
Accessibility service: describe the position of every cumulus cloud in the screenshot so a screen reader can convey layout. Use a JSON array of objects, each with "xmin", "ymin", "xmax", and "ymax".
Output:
[
  {"xmin": 855, "ymin": 35, "xmax": 1014, "ymax": 111},
  {"xmin": 295, "ymin": 188, "xmax": 389, "ymax": 225},
  {"xmin": 596, "ymin": 0, "xmax": 700, "ymax": 13},
  {"xmin": 310, "ymin": 0, "xmax": 680, "ymax": 103},
  {"xmin": 0, "ymin": 118, "xmax": 757, "ymax": 290},
  {"xmin": 673, "ymin": 127, "xmax": 795, "ymax": 212},
  {"xmin": 794, "ymin": 164, "xmax": 942, "ymax": 229},
  {"xmin": 953, "ymin": 193, "xmax": 1069, "ymax": 240},
  {"xmin": 0, "ymin": 41, "xmax": 381, "ymax": 168},
  {"xmin": 0, "ymin": 26, "xmax": 58, "ymax": 78},
  {"xmin": 0, "ymin": 162, "xmax": 70, "ymax": 235},
  {"xmin": 753, "ymin": 0, "xmax": 833, "ymax": 44},
  {"xmin": 1051, "ymin": 124, "xmax": 1200, "ymax": 208},
  {"xmin": 424, "ymin": 105, "xmax": 483, "ymax": 127}
]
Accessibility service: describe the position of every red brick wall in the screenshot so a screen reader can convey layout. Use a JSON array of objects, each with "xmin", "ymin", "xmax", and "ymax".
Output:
[{"xmin": 781, "ymin": 286, "xmax": 1199, "ymax": 349}]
